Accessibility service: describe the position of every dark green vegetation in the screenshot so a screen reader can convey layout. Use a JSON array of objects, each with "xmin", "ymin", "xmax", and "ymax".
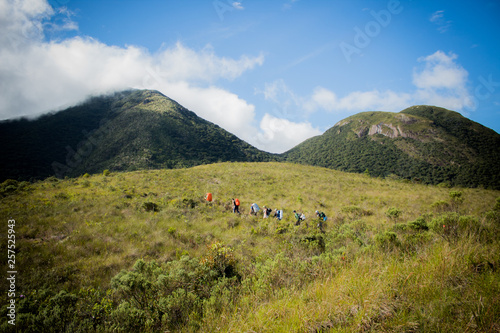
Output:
[
  {"xmin": 1, "ymin": 162, "xmax": 500, "ymax": 332},
  {"xmin": 283, "ymin": 105, "xmax": 500, "ymax": 189},
  {"xmin": 0, "ymin": 90, "xmax": 273, "ymax": 182},
  {"xmin": 1, "ymin": 90, "xmax": 499, "ymax": 190}
]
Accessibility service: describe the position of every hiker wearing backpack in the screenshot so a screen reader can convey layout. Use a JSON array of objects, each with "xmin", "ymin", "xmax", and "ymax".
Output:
[
  {"xmin": 315, "ymin": 210, "xmax": 327, "ymax": 232},
  {"xmin": 249, "ymin": 203, "xmax": 260, "ymax": 215},
  {"xmin": 232, "ymin": 198, "xmax": 240, "ymax": 214},
  {"xmin": 274, "ymin": 209, "xmax": 283, "ymax": 220},
  {"xmin": 293, "ymin": 210, "xmax": 302, "ymax": 226},
  {"xmin": 315, "ymin": 210, "xmax": 327, "ymax": 221},
  {"xmin": 263, "ymin": 206, "xmax": 272, "ymax": 218}
]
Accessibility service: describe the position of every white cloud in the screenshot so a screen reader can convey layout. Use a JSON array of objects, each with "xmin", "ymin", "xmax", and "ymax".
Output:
[
  {"xmin": 256, "ymin": 113, "xmax": 321, "ymax": 153},
  {"xmin": 148, "ymin": 80, "xmax": 258, "ymax": 143},
  {"xmin": 155, "ymin": 42, "xmax": 264, "ymax": 83},
  {"xmin": 0, "ymin": 0, "xmax": 52, "ymax": 47},
  {"xmin": 304, "ymin": 87, "xmax": 337, "ymax": 112},
  {"xmin": 429, "ymin": 10, "xmax": 452, "ymax": 33},
  {"xmin": 303, "ymin": 88, "xmax": 412, "ymax": 113},
  {"xmin": 261, "ymin": 79, "xmax": 412, "ymax": 116},
  {"xmin": 429, "ymin": 10, "xmax": 444, "ymax": 23},
  {"xmin": 332, "ymin": 90, "xmax": 412, "ymax": 112},
  {"xmin": 412, "ymin": 51, "xmax": 473, "ymax": 110},
  {"xmin": 268, "ymin": 50, "xmax": 473, "ymax": 118},
  {"xmin": 0, "ymin": 0, "xmax": 270, "ymax": 151},
  {"xmin": 413, "ymin": 51, "xmax": 467, "ymax": 90},
  {"xmin": 232, "ymin": 2, "xmax": 244, "ymax": 10}
]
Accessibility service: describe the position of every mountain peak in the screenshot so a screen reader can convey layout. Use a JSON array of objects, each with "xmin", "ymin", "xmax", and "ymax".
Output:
[
  {"xmin": 0, "ymin": 89, "xmax": 274, "ymax": 181},
  {"xmin": 284, "ymin": 106, "xmax": 500, "ymax": 189}
]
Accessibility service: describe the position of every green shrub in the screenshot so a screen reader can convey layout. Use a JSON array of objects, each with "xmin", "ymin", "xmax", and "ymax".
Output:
[
  {"xmin": 169, "ymin": 197, "xmax": 198, "ymax": 209},
  {"xmin": 110, "ymin": 257, "xmax": 223, "ymax": 331},
  {"xmin": 39, "ymin": 290, "xmax": 79, "ymax": 332},
  {"xmin": 428, "ymin": 213, "xmax": 481, "ymax": 243},
  {"xmin": 201, "ymin": 242, "xmax": 238, "ymax": 279},
  {"xmin": 399, "ymin": 232, "xmax": 432, "ymax": 255},
  {"xmin": 385, "ymin": 207, "xmax": 402, "ymax": 222},
  {"xmin": 429, "ymin": 213, "xmax": 460, "ymax": 243},
  {"xmin": 142, "ymin": 202, "xmax": 159, "ymax": 212},
  {"xmin": 327, "ymin": 222, "xmax": 366, "ymax": 249},
  {"xmin": 375, "ymin": 231, "xmax": 399, "ymax": 250},
  {"xmin": 431, "ymin": 200, "xmax": 451, "ymax": 212},
  {"xmin": 167, "ymin": 226, "xmax": 177, "ymax": 236},
  {"xmin": 300, "ymin": 234, "xmax": 326, "ymax": 254},
  {"xmin": 493, "ymin": 197, "xmax": 500, "ymax": 212},
  {"xmin": 393, "ymin": 223, "xmax": 408, "ymax": 232},
  {"xmin": 407, "ymin": 216, "xmax": 429, "ymax": 231},
  {"xmin": 159, "ymin": 289, "xmax": 200, "ymax": 330},
  {"xmin": 109, "ymin": 301, "xmax": 147, "ymax": 332},
  {"xmin": 449, "ymin": 190, "xmax": 464, "ymax": 212},
  {"xmin": 248, "ymin": 252, "xmax": 315, "ymax": 298},
  {"xmin": 0, "ymin": 179, "xmax": 28, "ymax": 197}
]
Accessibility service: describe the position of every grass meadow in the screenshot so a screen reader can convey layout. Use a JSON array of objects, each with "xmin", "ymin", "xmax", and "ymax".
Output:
[{"xmin": 1, "ymin": 162, "xmax": 499, "ymax": 332}]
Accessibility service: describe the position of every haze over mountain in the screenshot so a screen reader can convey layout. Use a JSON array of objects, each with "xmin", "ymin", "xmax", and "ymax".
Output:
[{"xmin": 283, "ymin": 105, "xmax": 500, "ymax": 189}]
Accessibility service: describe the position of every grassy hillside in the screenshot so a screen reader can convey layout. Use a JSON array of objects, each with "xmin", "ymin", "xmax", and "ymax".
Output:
[
  {"xmin": 0, "ymin": 89, "xmax": 274, "ymax": 182},
  {"xmin": 283, "ymin": 106, "xmax": 500, "ymax": 189},
  {"xmin": 1, "ymin": 162, "xmax": 499, "ymax": 332}
]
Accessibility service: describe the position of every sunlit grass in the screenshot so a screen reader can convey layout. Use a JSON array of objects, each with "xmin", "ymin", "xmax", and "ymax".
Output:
[{"xmin": 1, "ymin": 162, "xmax": 499, "ymax": 332}]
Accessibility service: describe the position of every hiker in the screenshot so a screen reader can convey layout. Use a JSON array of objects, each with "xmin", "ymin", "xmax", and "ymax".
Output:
[
  {"xmin": 232, "ymin": 198, "xmax": 240, "ymax": 214},
  {"xmin": 274, "ymin": 209, "xmax": 283, "ymax": 220},
  {"xmin": 263, "ymin": 206, "xmax": 272, "ymax": 218},
  {"xmin": 294, "ymin": 210, "xmax": 301, "ymax": 226},
  {"xmin": 205, "ymin": 192, "xmax": 212, "ymax": 202},
  {"xmin": 315, "ymin": 210, "xmax": 327, "ymax": 232},
  {"xmin": 249, "ymin": 203, "xmax": 260, "ymax": 215},
  {"xmin": 315, "ymin": 210, "xmax": 327, "ymax": 221}
]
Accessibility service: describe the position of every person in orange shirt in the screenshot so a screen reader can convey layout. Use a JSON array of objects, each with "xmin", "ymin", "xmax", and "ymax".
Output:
[{"xmin": 232, "ymin": 198, "xmax": 240, "ymax": 213}]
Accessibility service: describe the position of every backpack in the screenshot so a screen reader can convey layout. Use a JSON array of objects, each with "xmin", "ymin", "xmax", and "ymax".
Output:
[{"xmin": 234, "ymin": 198, "xmax": 240, "ymax": 206}]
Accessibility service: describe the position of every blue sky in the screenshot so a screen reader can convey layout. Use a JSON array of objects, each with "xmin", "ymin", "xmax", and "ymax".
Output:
[{"xmin": 1, "ymin": 0, "xmax": 499, "ymax": 152}]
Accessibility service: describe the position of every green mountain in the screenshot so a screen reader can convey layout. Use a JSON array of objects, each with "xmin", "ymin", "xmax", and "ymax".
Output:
[
  {"xmin": 283, "ymin": 105, "xmax": 500, "ymax": 189},
  {"xmin": 2, "ymin": 92, "xmax": 498, "ymax": 189},
  {"xmin": 0, "ymin": 89, "xmax": 274, "ymax": 181}
]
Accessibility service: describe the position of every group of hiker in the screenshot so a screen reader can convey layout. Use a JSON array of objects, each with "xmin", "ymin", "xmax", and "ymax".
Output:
[{"xmin": 205, "ymin": 193, "xmax": 327, "ymax": 232}]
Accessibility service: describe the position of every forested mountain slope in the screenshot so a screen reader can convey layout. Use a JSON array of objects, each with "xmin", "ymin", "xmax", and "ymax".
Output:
[
  {"xmin": 283, "ymin": 105, "xmax": 500, "ymax": 189},
  {"xmin": 0, "ymin": 89, "xmax": 275, "ymax": 181}
]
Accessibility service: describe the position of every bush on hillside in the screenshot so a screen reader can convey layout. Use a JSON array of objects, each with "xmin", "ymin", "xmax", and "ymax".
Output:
[
  {"xmin": 375, "ymin": 231, "xmax": 400, "ymax": 251},
  {"xmin": 385, "ymin": 207, "xmax": 402, "ymax": 222}
]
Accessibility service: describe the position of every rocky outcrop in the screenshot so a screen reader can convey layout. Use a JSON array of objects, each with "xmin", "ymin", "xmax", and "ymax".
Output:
[
  {"xmin": 368, "ymin": 123, "xmax": 400, "ymax": 138},
  {"xmin": 367, "ymin": 122, "xmax": 423, "ymax": 140}
]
